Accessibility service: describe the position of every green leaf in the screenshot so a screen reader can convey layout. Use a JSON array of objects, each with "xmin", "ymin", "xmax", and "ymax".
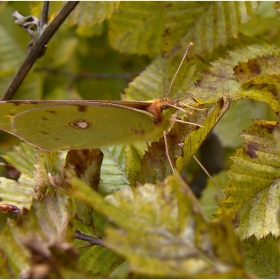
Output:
[
  {"xmin": 68, "ymin": 2, "xmax": 119, "ymax": 26},
  {"xmin": 188, "ymin": 42, "xmax": 280, "ymax": 111},
  {"xmin": 2, "ymin": 143, "xmax": 37, "ymax": 176},
  {"xmin": 162, "ymin": 2, "xmax": 258, "ymax": 54},
  {"xmin": 99, "ymin": 146, "xmax": 130, "ymax": 195},
  {"xmin": 234, "ymin": 54, "xmax": 280, "ymax": 84},
  {"xmin": 242, "ymin": 234, "xmax": 280, "ymax": 278},
  {"xmin": 214, "ymin": 99, "xmax": 277, "ymax": 148},
  {"xmin": 215, "ymin": 119, "xmax": 280, "ymax": 240},
  {"xmin": 108, "ymin": 2, "xmax": 165, "ymax": 56},
  {"xmin": 124, "ymin": 53, "xmax": 198, "ymax": 101},
  {"xmin": 0, "ymin": 144, "xmax": 37, "ymax": 209},
  {"xmin": 78, "ymin": 245, "xmax": 124, "ymax": 276},
  {"xmin": 66, "ymin": 173, "xmax": 244, "ymax": 278},
  {"xmin": 176, "ymin": 97, "xmax": 230, "ymax": 171},
  {"xmin": 0, "ymin": 175, "xmax": 34, "ymax": 210},
  {"xmin": 104, "ymin": 174, "xmax": 243, "ymax": 278}
]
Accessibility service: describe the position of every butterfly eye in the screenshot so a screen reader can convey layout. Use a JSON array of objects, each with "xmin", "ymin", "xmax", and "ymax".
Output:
[{"xmin": 69, "ymin": 119, "xmax": 91, "ymax": 129}]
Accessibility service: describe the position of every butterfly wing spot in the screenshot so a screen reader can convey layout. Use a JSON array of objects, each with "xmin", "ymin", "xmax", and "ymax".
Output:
[
  {"xmin": 131, "ymin": 128, "xmax": 145, "ymax": 135},
  {"xmin": 69, "ymin": 119, "xmax": 91, "ymax": 129},
  {"xmin": 45, "ymin": 110, "xmax": 57, "ymax": 115},
  {"xmin": 42, "ymin": 117, "xmax": 48, "ymax": 120},
  {"xmin": 38, "ymin": 131, "xmax": 49, "ymax": 135},
  {"xmin": 77, "ymin": 105, "xmax": 88, "ymax": 113},
  {"xmin": 11, "ymin": 101, "xmax": 21, "ymax": 106}
]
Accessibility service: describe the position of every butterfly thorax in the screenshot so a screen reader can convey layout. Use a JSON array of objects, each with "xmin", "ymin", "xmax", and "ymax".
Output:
[{"xmin": 145, "ymin": 98, "xmax": 178, "ymax": 125}]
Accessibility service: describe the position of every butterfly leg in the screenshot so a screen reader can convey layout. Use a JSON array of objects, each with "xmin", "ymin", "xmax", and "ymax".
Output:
[{"xmin": 163, "ymin": 131, "xmax": 174, "ymax": 172}]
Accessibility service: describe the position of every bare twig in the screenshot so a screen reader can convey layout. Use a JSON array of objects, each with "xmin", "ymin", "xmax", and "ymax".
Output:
[
  {"xmin": 2, "ymin": 1, "xmax": 79, "ymax": 101},
  {"xmin": 37, "ymin": 2, "xmax": 50, "ymax": 57},
  {"xmin": 36, "ymin": 67, "xmax": 137, "ymax": 81},
  {"xmin": 40, "ymin": 1, "xmax": 49, "ymax": 31},
  {"xmin": 75, "ymin": 230, "xmax": 104, "ymax": 247}
]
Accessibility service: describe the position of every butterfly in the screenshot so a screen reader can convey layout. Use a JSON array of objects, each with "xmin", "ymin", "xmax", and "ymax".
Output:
[{"xmin": 0, "ymin": 43, "xmax": 200, "ymax": 169}]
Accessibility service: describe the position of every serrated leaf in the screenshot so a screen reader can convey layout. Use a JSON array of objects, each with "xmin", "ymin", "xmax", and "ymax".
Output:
[
  {"xmin": 124, "ymin": 52, "xmax": 198, "ymax": 101},
  {"xmin": 64, "ymin": 149, "xmax": 124, "ymax": 276},
  {"xmin": 74, "ymin": 198, "xmax": 124, "ymax": 276},
  {"xmin": 108, "ymin": 2, "xmax": 165, "ymax": 56},
  {"xmin": 66, "ymin": 177, "xmax": 141, "ymax": 232},
  {"xmin": 234, "ymin": 54, "xmax": 280, "ymax": 85},
  {"xmin": 242, "ymin": 234, "xmax": 280, "ymax": 278},
  {"xmin": 162, "ymin": 2, "xmax": 258, "ymax": 54},
  {"xmin": 0, "ymin": 144, "xmax": 37, "ymax": 209},
  {"xmin": 98, "ymin": 146, "xmax": 130, "ymax": 195},
  {"xmin": 68, "ymin": 2, "xmax": 119, "ymax": 26},
  {"xmin": 0, "ymin": 144, "xmax": 62, "ymax": 209},
  {"xmin": 2, "ymin": 143, "xmax": 37, "ymax": 176},
  {"xmin": 214, "ymin": 99, "xmax": 278, "ymax": 148},
  {"xmin": 188, "ymin": 43, "xmax": 280, "ymax": 111},
  {"xmin": 104, "ymin": 174, "xmax": 243, "ymax": 278},
  {"xmin": 0, "ymin": 175, "xmax": 35, "ymax": 210},
  {"xmin": 215, "ymin": 119, "xmax": 280, "ymax": 240},
  {"xmin": 176, "ymin": 97, "xmax": 230, "ymax": 171},
  {"xmin": 66, "ymin": 173, "xmax": 244, "ymax": 278},
  {"xmin": 78, "ymin": 245, "xmax": 124, "ymax": 276}
]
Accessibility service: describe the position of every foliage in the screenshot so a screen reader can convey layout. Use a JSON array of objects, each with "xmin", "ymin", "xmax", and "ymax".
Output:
[{"xmin": 0, "ymin": 1, "xmax": 280, "ymax": 278}]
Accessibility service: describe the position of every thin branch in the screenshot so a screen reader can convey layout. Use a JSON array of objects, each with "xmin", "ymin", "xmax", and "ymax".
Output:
[
  {"xmin": 75, "ymin": 230, "xmax": 104, "ymax": 247},
  {"xmin": 2, "ymin": 1, "xmax": 79, "ymax": 101},
  {"xmin": 36, "ymin": 67, "xmax": 137, "ymax": 81},
  {"xmin": 40, "ymin": 2, "xmax": 49, "ymax": 30},
  {"xmin": 37, "ymin": 2, "xmax": 50, "ymax": 57}
]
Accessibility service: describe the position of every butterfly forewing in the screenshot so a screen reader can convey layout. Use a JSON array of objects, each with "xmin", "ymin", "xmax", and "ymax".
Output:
[{"xmin": 8, "ymin": 102, "xmax": 161, "ymax": 150}]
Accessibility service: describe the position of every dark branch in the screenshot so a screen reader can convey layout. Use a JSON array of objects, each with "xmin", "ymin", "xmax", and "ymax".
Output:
[
  {"xmin": 36, "ymin": 67, "xmax": 138, "ymax": 81},
  {"xmin": 2, "ymin": 1, "xmax": 79, "ymax": 101},
  {"xmin": 75, "ymin": 230, "xmax": 104, "ymax": 246},
  {"xmin": 40, "ymin": 2, "xmax": 49, "ymax": 30}
]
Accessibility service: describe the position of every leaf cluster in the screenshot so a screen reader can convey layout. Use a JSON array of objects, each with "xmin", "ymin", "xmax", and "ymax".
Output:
[{"xmin": 0, "ymin": 1, "xmax": 280, "ymax": 278}]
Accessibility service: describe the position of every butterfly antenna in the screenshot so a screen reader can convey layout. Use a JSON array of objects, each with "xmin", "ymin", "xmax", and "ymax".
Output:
[
  {"xmin": 165, "ymin": 42, "xmax": 193, "ymax": 99},
  {"xmin": 171, "ymin": 118, "xmax": 203, "ymax": 127},
  {"xmin": 193, "ymin": 155, "xmax": 225, "ymax": 197}
]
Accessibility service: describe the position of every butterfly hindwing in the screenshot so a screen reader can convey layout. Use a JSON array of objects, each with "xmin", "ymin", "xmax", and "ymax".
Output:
[{"xmin": 9, "ymin": 102, "xmax": 158, "ymax": 150}]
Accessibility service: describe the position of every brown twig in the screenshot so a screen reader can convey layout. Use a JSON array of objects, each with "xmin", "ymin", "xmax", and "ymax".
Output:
[
  {"xmin": 75, "ymin": 229, "xmax": 104, "ymax": 247},
  {"xmin": 2, "ymin": 1, "xmax": 79, "ymax": 101},
  {"xmin": 40, "ymin": 2, "xmax": 49, "ymax": 31}
]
